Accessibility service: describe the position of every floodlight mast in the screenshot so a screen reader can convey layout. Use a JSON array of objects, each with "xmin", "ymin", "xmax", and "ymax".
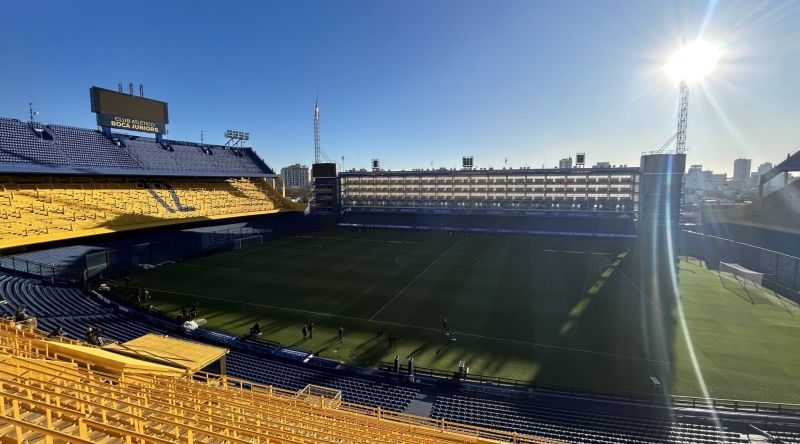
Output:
[
  {"xmin": 314, "ymin": 95, "xmax": 321, "ymax": 164},
  {"xmin": 224, "ymin": 129, "xmax": 250, "ymax": 148},
  {"xmin": 676, "ymin": 79, "xmax": 688, "ymax": 154}
]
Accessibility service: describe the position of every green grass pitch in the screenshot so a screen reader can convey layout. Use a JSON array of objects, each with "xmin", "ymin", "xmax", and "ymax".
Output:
[{"xmin": 126, "ymin": 229, "xmax": 800, "ymax": 403}]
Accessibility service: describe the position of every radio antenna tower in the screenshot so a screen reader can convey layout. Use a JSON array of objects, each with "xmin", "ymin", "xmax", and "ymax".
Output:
[
  {"xmin": 29, "ymin": 103, "xmax": 39, "ymax": 122},
  {"xmin": 314, "ymin": 93, "xmax": 321, "ymax": 164},
  {"xmin": 676, "ymin": 79, "xmax": 688, "ymax": 154}
]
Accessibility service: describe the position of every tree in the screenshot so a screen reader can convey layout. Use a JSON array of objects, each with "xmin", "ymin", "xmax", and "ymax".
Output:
[{"xmin": 285, "ymin": 186, "xmax": 312, "ymax": 202}]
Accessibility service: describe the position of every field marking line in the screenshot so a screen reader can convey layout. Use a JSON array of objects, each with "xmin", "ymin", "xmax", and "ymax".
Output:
[
  {"xmin": 177, "ymin": 263, "xmax": 239, "ymax": 271},
  {"xmin": 226, "ymin": 238, "xmax": 287, "ymax": 255},
  {"xmin": 369, "ymin": 237, "xmax": 464, "ymax": 321},
  {"xmin": 295, "ymin": 235, "xmax": 422, "ymax": 244},
  {"xmin": 545, "ymin": 249, "xmax": 614, "ymax": 255},
  {"xmin": 195, "ymin": 239, "xmax": 285, "ymax": 259},
  {"xmin": 395, "ymin": 251, "xmax": 480, "ymax": 272},
  {"xmin": 172, "ymin": 240, "xmax": 334, "ymax": 272},
  {"xmin": 145, "ymin": 287, "xmax": 705, "ymax": 369},
  {"xmin": 239, "ymin": 238, "xmax": 341, "ymax": 270},
  {"xmin": 350, "ymin": 238, "xmax": 422, "ymax": 245},
  {"xmin": 599, "ymin": 254, "xmax": 664, "ymax": 315}
]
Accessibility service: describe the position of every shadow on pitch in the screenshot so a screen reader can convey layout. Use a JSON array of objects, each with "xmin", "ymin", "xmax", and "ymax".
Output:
[
  {"xmin": 772, "ymin": 290, "xmax": 797, "ymax": 317},
  {"xmin": 316, "ymin": 337, "xmax": 344, "ymax": 355},
  {"xmin": 718, "ymin": 272, "xmax": 754, "ymax": 305},
  {"xmin": 348, "ymin": 336, "xmax": 380, "ymax": 357},
  {"xmin": 287, "ymin": 338, "xmax": 309, "ymax": 348}
]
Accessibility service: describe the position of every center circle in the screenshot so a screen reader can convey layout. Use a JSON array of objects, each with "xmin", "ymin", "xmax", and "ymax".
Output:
[{"xmin": 395, "ymin": 251, "xmax": 480, "ymax": 271}]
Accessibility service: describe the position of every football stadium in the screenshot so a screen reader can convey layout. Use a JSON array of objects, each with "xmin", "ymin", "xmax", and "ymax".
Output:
[{"xmin": 0, "ymin": 79, "xmax": 799, "ymax": 444}]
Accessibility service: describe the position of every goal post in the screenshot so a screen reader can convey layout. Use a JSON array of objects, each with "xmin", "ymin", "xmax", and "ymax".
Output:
[
  {"xmin": 234, "ymin": 235, "xmax": 262, "ymax": 250},
  {"xmin": 719, "ymin": 262, "xmax": 764, "ymax": 287}
]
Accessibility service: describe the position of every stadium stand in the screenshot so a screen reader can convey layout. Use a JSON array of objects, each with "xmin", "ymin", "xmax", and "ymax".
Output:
[
  {"xmin": 0, "ymin": 268, "xmax": 419, "ymax": 411},
  {"xmin": 0, "ymin": 175, "xmax": 289, "ymax": 248},
  {"xmin": 3, "ymin": 268, "xmax": 797, "ymax": 443},
  {"xmin": 0, "ymin": 117, "xmax": 300, "ymax": 250},
  {"xmin": 703, "ymin": 178, "xmax": 800, "ymax": 236},
  {"xmin": 47, "ymin": 124, "xmax": 141, "ymax": 169},
  {"xmin": 337, "ymin": 168, "xmax": 639, "ymax": 237},
  {"xmin": 431, "ymin": 393, "xmax": 748, "ymax": 444},
  {"xmin": 0, "ymin": 118, "xmax": 68, "ymax": 166},
  {"xmin": 206, "ymin": 350, "xmax": 419, "ymax": 412},
  {"xmin": 339, "ymin": 212, "xmax": 637, "ymax": 237},
  {"xmin": 5, "ymin": 114, "xmax": 800, "ymax": 443},
  {"xmin": 123, "ymin": 137, "xmax": 268, "ymax": 175},
  {"xmin": 0, "ymin": 118, "xmax": 275, "ymax": 174},
  {"xmin": 0, "ymin": 271, "xmax": 169, "ymax": 342},
  {"xmin": 0, "ymin": 315, "xmax": 556, "ymax": 443}
]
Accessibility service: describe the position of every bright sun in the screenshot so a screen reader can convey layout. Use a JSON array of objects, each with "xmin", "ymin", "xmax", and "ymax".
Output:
[{"xmin": 666, "ymin": 40, "xmax": 721, "ymax": 84}]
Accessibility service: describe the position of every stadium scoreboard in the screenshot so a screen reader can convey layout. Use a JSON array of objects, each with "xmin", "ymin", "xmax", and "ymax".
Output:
[
  {"xmin": 312, "ymin": 163, "xmax": 338, "ymax": 178},
  {"xmin": 90, "ymin": 86, "xmax": 169, "ymax": 134}
]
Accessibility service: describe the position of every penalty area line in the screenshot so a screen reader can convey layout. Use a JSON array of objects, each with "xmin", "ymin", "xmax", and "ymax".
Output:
[{"xmin": 239, "ymin": 238, "xmax": 341, "ymax": 270}]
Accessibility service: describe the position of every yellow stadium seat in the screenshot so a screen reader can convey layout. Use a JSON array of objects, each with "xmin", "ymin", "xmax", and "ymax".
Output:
[
  {"xmin": 0, "ymin": 176, "xmax": 303, "ymax": 251},
  {"xmin": 0, "ymin": 322, "xmax": 557, "ymax": 444}
]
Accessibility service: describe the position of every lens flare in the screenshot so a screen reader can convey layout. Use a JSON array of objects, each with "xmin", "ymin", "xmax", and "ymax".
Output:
[{"xmin": 666, "ymin": 40, "xmax": 721, "ymax": 84}]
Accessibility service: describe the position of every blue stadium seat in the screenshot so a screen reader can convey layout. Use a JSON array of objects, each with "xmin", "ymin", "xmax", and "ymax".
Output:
[{"xmin": 0, "ymin": 116, "xmax": 274, "ymax": 175}]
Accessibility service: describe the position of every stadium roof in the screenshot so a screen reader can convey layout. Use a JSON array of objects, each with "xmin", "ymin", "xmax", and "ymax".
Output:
[
  {"xmin": 759, "ymin": 149, "xmax": 800, "ymax": 197},
  {"xmin": 102, "ymin": 333, "xmax": 229, "ymax": 373},
  {"xmin": 340, "ymin": 166, "xmax": 641, "ymax": 177},
  {"xmin": 0, "ymin": 163, "xmax": 276, "ymax": 178},
  {"xmin": 34, "ymin": 338, "xmax": 185, "ymax": 376}
]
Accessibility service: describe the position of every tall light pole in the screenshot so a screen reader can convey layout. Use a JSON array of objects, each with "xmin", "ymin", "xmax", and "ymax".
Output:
[
  {"xmin": 676, "ymin": 80, "xmax": 688, "ymax": 154},
  {"xmin": 314, "ymin": 95, "xmax": 321, "ymax": 164},
  {"xmin": 666, "ymin": 40, "xmax": 721, "ymax": 154}
]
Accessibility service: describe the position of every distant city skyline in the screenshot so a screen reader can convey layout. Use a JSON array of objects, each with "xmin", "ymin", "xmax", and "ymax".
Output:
[{"xmin": 2, "ymin": 1, "xmax": 799, "ymax": 177}]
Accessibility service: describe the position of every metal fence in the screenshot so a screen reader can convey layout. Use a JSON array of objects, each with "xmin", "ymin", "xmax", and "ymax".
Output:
[
  {"xmin": 0, "ymin": 256, "xmax": 84, "ymax": 283},
  {"xmin": 85, "ymin": 228, "xmax": 275, "ymax": 279},
  {"xmin": 682, "ymin": 229, "xmax": 800, "ymax": 296},
  {"xmin": 200, "ymin": 227, "xmax": 272, "ymax": 251},
  {"xmin": 0, "ymin": 227, "xmax": 280, "ymax": 282}
]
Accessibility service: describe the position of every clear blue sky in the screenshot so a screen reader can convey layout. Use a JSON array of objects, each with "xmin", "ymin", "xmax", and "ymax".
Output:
[{"xmin": 1, "ymin": 0, "xmax": 798, "ymax": 176}]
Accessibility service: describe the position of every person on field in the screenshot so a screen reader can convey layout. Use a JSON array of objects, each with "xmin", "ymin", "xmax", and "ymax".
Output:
[
  {"xmin": 302, "ymin": 324, "xmax": 308, "ymax": 340},
  {"xmin": 338, "ymin": 326, "xmax": 344, "ymax": 342},
  {"xmin": 250, "ymin": 321, "xmax": 262, "ymax": 337}
]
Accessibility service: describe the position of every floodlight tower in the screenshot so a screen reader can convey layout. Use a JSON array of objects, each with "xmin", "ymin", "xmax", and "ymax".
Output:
[
  {"xmin": 667, "ymin": 39, "xmax": 719, "ymax": 153},
  {"xmin": 314, "ymin": 95, "xmax": 321, "ymax": 164},
  {"xmin": 224, "ymin": 130, "xmax": 249, "ymax": 148},
  {"xmin": 676, "ymin": 80, "xmax": 688, "ymax": 154}
]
